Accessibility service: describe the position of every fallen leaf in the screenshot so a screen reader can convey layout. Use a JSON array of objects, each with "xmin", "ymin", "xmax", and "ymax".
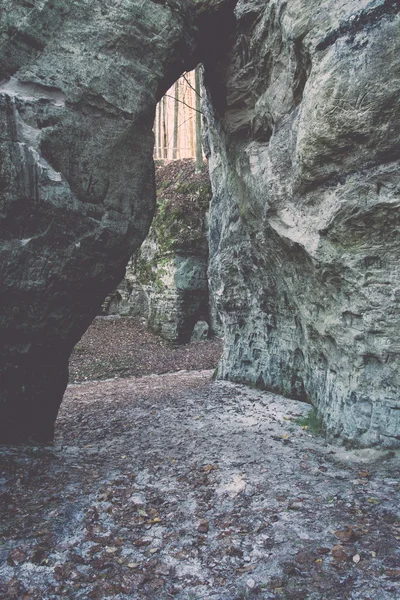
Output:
[
  {"xmin": 127, "ymin": 562, "xmax": 139, "ymax": 569},
  {"xmin": 384, "ymin": 569, "xmax": 400, "ymax": 578},
  {"xmin": 295, "ymin": 551, "xmax": 315, "ymax": 565},
  {"xmin": 7, "ymin": 548, "xmax": 27, "ymax": 565},
  {"xmin": 331, "ymin": 545, "xmax": 349, "ymax": 561},
  {"xmin": 333, "ymin": 527, "xmax": 356, "ymax": 542},
  {"xmin": 237, "ymin": 564, "xmax": 256, "ymax": 574},
  {"xmin": 367, "ymin": 497, "xmax": 380, "ymax": 504},
  {"xmin": 133, "ymin": 538, "xmax": 151, "ymax": 547},
  {"xmin": 202, "ymin": 464, "xmax": 218, "ymax": 474},
  {"xmin": 353, "ymin": 554, "xmax": 361, "ymax": 564}
]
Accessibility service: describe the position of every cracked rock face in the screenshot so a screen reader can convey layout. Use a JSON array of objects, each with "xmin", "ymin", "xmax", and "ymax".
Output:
[
  {"xmin": 0, "ymin": 0, "xmax": 399, "ymax": 446},
  {"xmin": 0, "ymin": 0, "xmax": 209, "ymax": 442},
  {"xmin": 205, "ymin": 0, "xmax": 400, "ymax": 446}
]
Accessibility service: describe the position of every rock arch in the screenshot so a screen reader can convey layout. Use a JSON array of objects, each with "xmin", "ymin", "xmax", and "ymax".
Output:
[{"xmin": 0, "ymin": 0, "xmax": 399, "ymax": 446}]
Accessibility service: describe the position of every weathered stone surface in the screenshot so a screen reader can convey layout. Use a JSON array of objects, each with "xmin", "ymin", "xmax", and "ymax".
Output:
[
  {"xmin": 148, "ymin": 255, "xmax": 209, "ymax": 343},
  {"xmin": 191, "ymin": 320, "xmax": 210, "ymax": 341},
  {"xmin": 101, "ymin": 160, "xmax": 212, "ymax": 343},
  {"xmin": 0, "ymin": 0, "xmax": 399, "ymax": 446},
  {"xmin": 205, "ymin": 0, "xmax": 400, "ymax": 446},
  {"xmin": 101, "ymin": 255, "xmax": 150, "ymax": 318},
  {"xmin": 0, "ymin": 0, "xmax": 221, "ymax": 442}
]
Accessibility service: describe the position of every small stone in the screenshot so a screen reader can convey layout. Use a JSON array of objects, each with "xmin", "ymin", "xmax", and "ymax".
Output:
[
  {"xmin": 243, "ymin": 555, "xmax": 251, "ymax": 562},
  {"xmin": 190, "ymin": 321, "xmax": 209, "ymax": 342},
  {"xmin": 197, "ymin": 519, "xmax": 209, "ymax": 534},
  {"xmin": 247, "ymin": 578, "xmax": 256, "ymax": 589}
]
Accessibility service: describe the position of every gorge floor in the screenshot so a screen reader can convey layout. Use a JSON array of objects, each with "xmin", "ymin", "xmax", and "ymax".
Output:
[{"xmin": 0, "ymin": 333, "xmax": 399, "ymax": 599}]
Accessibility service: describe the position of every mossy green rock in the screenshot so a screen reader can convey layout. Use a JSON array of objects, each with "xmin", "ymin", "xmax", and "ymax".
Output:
[{"xmin": 103, "ymin": 160, "xmax": 212, "ymax": 343}]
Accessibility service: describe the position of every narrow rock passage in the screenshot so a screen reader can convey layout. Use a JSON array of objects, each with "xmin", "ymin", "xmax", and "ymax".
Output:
[{"xmin": 1, "ymin": 371, "xmax": 399, "ymax": 599}]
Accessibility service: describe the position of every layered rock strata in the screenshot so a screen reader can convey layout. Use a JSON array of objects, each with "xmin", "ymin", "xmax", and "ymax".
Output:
[{"xmin": 205, "ymin": 0, "xmax": 400, "ymax": 446}]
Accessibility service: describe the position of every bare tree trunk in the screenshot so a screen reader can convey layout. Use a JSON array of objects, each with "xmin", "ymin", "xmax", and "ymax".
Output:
[
  {"xmin": 153, "ymin": 105, "xmax": 156, "ymax": 158},
  {"xmin": 189, "ymin": 73, "xmax": 195, "ymax": 158},
  {"xmin": 157, "ymin": 102, "xmax": 162, "ymax": 159},
  {"xmin": 173, "ymin": 81, "xmax": 179, "ymax": 160},
  {"xmin": 162, "ymin": 95, "xmax": 168, "ymax": 159},
  {"xmin": 195, "ymin": 65, "xmax": 203, "ymax": 172}
]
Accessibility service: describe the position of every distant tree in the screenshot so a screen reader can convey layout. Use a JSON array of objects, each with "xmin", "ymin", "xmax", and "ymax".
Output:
[
  {"xmin": 195, "ymin": 65, "xmax": 203, "ymax": 172},
  {"xmin": 157, "ymin": 102, "xmax": 162, "ymax": 159},
  {"xmin": 153, "ymin": 69, "xmax": 203, "ymax": 161},
  {"xmin": 162, "ymin": 95, "xmax": 168, "ymax": 159},
  {"xmin": 173, "ymin": 80, "xmax": 179, "ymax": 160}
]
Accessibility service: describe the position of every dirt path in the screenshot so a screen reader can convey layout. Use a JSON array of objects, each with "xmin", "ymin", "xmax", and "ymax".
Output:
[
  {"xmin": 1, "ymin": 370, "xmax": 399, "ymax": 599},
  {"xmin": 69, "ymin": 317, "xmax": 223, "ymax": 383}
]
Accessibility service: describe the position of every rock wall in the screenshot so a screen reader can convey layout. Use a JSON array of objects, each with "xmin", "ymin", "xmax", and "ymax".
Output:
[
  {"xmin": 0, "ymin": 0, "xmax": 398, "ymax": 446},
  {"xmin": 102, "ymin": 160, "xmax": 212, "ymax": 344},
  {"xmin": 0, "ymin": 0, "xmax": 220, "ymax": 442},
  {"xmin": 205, "ymin": 0, "xmax": 400, "ymax": 446}
]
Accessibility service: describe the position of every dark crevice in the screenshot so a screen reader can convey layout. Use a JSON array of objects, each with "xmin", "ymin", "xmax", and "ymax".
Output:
[
  {"xmin": 292, "ymin": 36, "xmax": 312, "ymax": 105},
  {"xmin": 6, "ymin": 27, "xmax": 45, "ymax": 52},
  {"xmin": 316, "ymin": 0, "xmax": 400, "ymax": 51},
  {"xmin": 199, "ymin": 2, "xmax": 239, "ymax": 118}
]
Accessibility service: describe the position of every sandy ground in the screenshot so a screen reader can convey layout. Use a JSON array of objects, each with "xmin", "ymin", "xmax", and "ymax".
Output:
[{"xmin": 0, "ymin": 367, "xmax": 399, "ymax": 600}]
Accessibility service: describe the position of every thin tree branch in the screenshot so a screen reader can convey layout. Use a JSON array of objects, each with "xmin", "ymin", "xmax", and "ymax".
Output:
[
  {"xmin": 163, "ymin": 94, "xmax": 203, "ymax": 115},
  {"xmin": 182, "ymin": 72, "xmax": 201, "ymax": 98}
]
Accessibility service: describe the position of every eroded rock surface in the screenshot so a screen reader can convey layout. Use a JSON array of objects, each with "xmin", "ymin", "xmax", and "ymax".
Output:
[
  {"xmin": 0, "ymin": 0, "xmax": 232, "ymax": 442},
  {"xmin": 0, "ymin": 0, "xmax": 399, "ymax": 445},
  {"xmin": 205, "ymin": 0, "xmax": 400, "ymax": 446},
  {"xmin": 102, "ymin": 160, "xmax": 212, "ymax": 344}
]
